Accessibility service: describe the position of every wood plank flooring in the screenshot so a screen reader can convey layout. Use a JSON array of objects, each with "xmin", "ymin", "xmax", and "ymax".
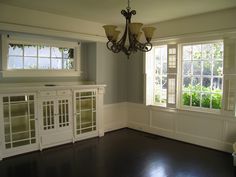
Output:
[{"xmin": 0, "ymin": 128, "xmax": 234, "ymax": 177}]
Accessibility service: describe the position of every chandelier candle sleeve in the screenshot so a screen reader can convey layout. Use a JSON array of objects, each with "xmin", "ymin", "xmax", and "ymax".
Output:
[
  {"xmin": 142, "ymin": 27, "xmax": 156, "ymax": 42},
  {"xmin": 103, "ymin": 25, "xmax": 117, "ymax": 41},
  {"xmin": 112, "ymin": 31, "xmax": 121, "ymax": 42},
  {"xmin": 102, "ymin": 0, "xmax": 156, "ymax": 57},
  {"xmin": 129, "ymin": 23, "xmax": 143, "ymax": 36}
]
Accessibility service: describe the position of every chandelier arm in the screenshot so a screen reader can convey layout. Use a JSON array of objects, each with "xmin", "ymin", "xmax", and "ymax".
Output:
[{"xmin": 135, "ymin": 41, "xmax": 153, "ymax": 52}]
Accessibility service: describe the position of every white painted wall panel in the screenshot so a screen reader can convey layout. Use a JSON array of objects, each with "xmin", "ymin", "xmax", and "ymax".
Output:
[
  {"xmin": 103, "ymin": 103, "xmax": 127, "ymax": 132},
  {"xmin": 176, "ymin": 114, "xmax": 223, "ymax": 140},
  {"xmin": 127, "ymin": 104, "xmax": 149, "ymax": 125},
  {"xmin": 151, "ymin": 110, "xmax": 174, "ymax": 130},
  {"xmin": 225, "ymin": 120, "xmax": 236, "ymax": 143},
  {"xmin": 127, "ymin": 103, "xmax": 235, "ymax": 152}
]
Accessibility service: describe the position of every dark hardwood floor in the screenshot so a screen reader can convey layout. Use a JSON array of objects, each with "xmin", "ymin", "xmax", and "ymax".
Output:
[{"xmin": 0, "ymin": 128, "xmax": 234, "ymax": 177}]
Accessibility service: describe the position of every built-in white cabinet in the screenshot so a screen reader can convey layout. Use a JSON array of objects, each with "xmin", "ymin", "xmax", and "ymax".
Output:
[
  {"xmin": 0, "ymin": 84, "xmax": 105, "ymax": 160},
  {"xmin": 74, "ymin": 90, "xmax": 97, "ymax": 139},
  {"xmin": 38, "ymin": 90, "xmax": 73, "ymax": 150},
  {"xmin": 0, "ymin": 93, "xmax": 38, "ymax": 159}
]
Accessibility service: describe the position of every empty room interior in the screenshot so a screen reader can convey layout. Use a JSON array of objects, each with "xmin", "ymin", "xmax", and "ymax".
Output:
[{"xmin": 0, "ymin": 0, "xmax": 236, "ymax": 176}]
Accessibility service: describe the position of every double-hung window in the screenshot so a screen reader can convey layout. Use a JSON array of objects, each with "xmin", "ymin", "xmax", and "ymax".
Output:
[
  {"xmin": 1, "ymin": 35, "xmax": 81, "ymax": 77},
  {"xmin": 145, "ymin": 40, "xmax": 224, "ymax": 113},
  {"xmin": 181, "ymin": 41, "xmax": 223, "ymax": 110}
]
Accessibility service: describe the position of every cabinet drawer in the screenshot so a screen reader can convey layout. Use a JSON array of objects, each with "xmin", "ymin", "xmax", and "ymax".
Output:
[
  {"xmin": 57, "ymin": 90, "xmax": 71, "ymax": 96},
  {"xmin": 39, "ymin": 91, "xmax": 57, "ymax": 97}
]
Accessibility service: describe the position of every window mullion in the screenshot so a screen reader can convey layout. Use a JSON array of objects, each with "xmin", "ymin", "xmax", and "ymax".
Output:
[{"xmin": 23, "ymin": 45, "xmax": 25, "ymax": 69}]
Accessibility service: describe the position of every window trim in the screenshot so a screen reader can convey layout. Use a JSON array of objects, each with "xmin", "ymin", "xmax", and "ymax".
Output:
[
  {"xmin": 177, "ymin": 40, "xmax": 224, "ymax": 113},
  {"xmin": 145, "ymin": 39, "xmax": 225, "ymax": 114},
  {"xmin": 1, "ymin": 35, "xmax": 81, "ymax": 77}
]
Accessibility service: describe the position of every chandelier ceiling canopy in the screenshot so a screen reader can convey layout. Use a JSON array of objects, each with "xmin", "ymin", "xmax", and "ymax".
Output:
[{"xmin": 103, "ymin": 0, "xmax": 156, "ymax": 57}]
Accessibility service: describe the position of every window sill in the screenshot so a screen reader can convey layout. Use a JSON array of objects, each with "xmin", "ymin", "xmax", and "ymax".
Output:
[
  {"xmin": 0, "ymin": 70, "xmax": 81, "ymax": 78},
  {"xmin": 149, "ymin": 104, "xmax": 235, "ymax": 119}
]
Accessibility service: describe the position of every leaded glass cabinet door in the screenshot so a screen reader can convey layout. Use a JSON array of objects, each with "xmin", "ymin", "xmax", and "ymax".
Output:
[
  {"xmin": 42, "ymin": 98, "xmax": 71, "ymax": 131},
  {"xmin": 74, "ymin": 90, "xmax": 97, "ymax": 137},
  {"xmin": 42, "ymin": 100, "xmax": 55, "ymax": 131},
  {"xmin": 39, "ymin": 93, "xmax": 73, "ymax": 149},
  {"xmin": 0, "ymin": 94, "xmax": 37, "ymax": 157}
]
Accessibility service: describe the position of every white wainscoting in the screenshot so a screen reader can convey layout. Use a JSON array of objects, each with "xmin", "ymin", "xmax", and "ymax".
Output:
[
  {"xmin": 103, "ymin": 102, "xmax": 127, "ymax": 133},
  {"xmin": 126, "ymin": 102, "xmax": 236, "ymax": 153}
]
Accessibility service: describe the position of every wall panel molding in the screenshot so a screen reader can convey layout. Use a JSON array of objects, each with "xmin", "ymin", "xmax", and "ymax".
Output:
[{"xmin": 126, "ymin": 102, "xmax": 236, "ymax": 152}]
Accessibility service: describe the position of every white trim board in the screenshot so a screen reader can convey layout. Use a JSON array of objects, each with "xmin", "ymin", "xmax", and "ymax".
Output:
[
  {"xmin": 126, "ymin": 102, "xmax": 236, "ymax": 153},
  {"xmin": 0, "ymin": 22, "xmax": 107, "ymax": 42}
]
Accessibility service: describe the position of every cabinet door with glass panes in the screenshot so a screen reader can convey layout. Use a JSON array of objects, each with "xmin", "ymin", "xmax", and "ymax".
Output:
[
  {"xmin": 74, "ymin": 90, "xmax": 97, "ymax": 138},
  {"xmin": 0, "ymin": 94, "xmax": 37, "ymax": 157},
  {"xmin": 39, "ymin": 94, "xmax": 73, "ymax": 148}
]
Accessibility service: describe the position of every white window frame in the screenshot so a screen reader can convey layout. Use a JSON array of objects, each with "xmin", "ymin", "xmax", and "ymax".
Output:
[
  {"xmin": 145, "ymin": 44, "xmax": 177, "ymax": 108},
  {"xmin": 178, "ymin": 40, "xmax": 224, "ymax": 114},
  {"xmin": 153, "ymin": 45, "xmax": 168, "ymax": 107},
  {"xmin": 1, "ymin": 34, "xmax": 81, "ymax": 77},
  {"xmin": 145, "ymin": 39, "xmax": 225, "ymax": 114}
]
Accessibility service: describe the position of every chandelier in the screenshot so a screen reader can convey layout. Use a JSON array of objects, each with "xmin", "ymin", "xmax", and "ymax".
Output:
[{"xmin": 103, "ymin": 0, "xmax": 156, "ymax": 57}]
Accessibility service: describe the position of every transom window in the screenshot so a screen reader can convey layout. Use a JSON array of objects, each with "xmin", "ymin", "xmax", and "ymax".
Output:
[
  {"xmin": 181, "ymin": 41, "xmax": 223, "ymax": 109},
  {"xmin": 8, "ymin": 44, "xmax": 74, "ymax": 70}
]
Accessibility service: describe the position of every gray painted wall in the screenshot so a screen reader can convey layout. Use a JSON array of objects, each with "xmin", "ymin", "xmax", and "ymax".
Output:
[
  {"xmin": 87, "ymin": 42, "xmax": 127, "ymax": 104},
  {"xmin": 86, "ymin": 43, "xmax": 97, "ymax": 82},
  {"xmin": 127, "ymin": 52, "xmax": 144, "ymax": 104}
]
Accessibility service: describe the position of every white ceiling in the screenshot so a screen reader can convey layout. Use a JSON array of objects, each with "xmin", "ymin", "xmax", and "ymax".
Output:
[{"xmin": 1, "ymin": 0, "xmax": 236, "ymax": 25}]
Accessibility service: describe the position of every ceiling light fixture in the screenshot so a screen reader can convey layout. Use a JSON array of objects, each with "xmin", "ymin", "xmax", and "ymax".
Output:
[{"xmin": 103, "ymin": 0, "xmax": 156, "ymax": 57}]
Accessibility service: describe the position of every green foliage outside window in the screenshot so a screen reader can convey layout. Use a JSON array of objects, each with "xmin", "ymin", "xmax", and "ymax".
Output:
[{"xmin": 183, "ymin": 85, "xmax": 222, "ymax": 109}]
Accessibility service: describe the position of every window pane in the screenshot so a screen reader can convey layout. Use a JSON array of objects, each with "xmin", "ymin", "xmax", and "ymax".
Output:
[
  {"xmin": 182, "ymin": 92, "xmax": 191, "ymax": 106},
  {"xmin": 63, "ymin": 59, "xmax": 73, "ymax": 69},
  {"xmin": 153, "ymin": 45, "xmax": 167, "ymax": 105},
  {"xmin": 63, "ymin": 48, "xmax": 74, "ymax": 59},
  {"xmin": 155, "ymin": 66, "xmax": 161, "ymax": 75},
  {"xmin": 212, "ymin": 77, "xmax": 222, "ymax": 91},
  {"xmin": 9, "ymin": 44, "xmax": 23, "ymax": 56},
  {"xmin": 38, "ymin": 58, "xmax": 50, "ymax": 69},
  {"xmin": 192, "ymin": 77, "xmax": 201, "ymax": 89},
  {"xmin": 162, "ymin": 63, "xmax": 167, "ymax": 74},
  {"xmin": 8, "ymin": 56, "xmax": 23, "ymax": 69},
  {"xmin": 202, "ymin": 44, "xmax": 213, "ymax": 60},
  {"xmin": 192, "ymin": 93, "xmax": 200, "ymax": 107},
  {"xmin": 51, "ymin": 47, "xmax": 62, "ymax": 58},
  {"xmin": 7, "ymin": 42, "xmax": 77, "ymax": 72},
  {"xmin": 162, "ymin": 76, "xmax": 167, "ymax": 89},
  {"xmin": 52, "ymin": 59, "xmax": 62, "ymax": 69},
  {"xmin": 181, "ymin": 41, "xmax": 223, "ymax": 111},
  {"xmin": 183, "ymin": 61, "xmax": 191, "ymax": 75},
  {"xmin": 212, "ymin": 93, "xmax": 222, "ymax": 109},
  {"xmin": 183, "ymin": 77, "xmax": 191, "ymax": 91},
  {"xmin": 193, "ymin": 61, "xmax": 201, "ymax": 75},
  {"xmin": 202, "ymin": 77, "xmax": 211, "ymax": 89},
  {"xmin": 183, "ymin": 46, "xmax": 191, "ymax": 60},
  {"xmin": 24, "ymin": 45, "xmax": 37, "ymax": 56},
  {"xmin": 213, "ymin": 43, "xmax": 223, "ymax": 60},
  {"xmin": 24, "ymin": 57, "xmax": 37, "ymax": 69},
  {"xmin": 213, "ymin": 61, "xmax": 223, "ymax": 76},
  {"xmin": 192, "ymin": 45, "xmax": 201, "ymax": 60},
  {"xmin": 202, "ymin": 93, "xmax": 211, "ymax": 108},
  {"xmin": 203, "ymin": 61, "xmax": 212, "ymax": 75},
  {"xmin": 39, "ymin": 46, "xmax": 50, "ymax": 57}
]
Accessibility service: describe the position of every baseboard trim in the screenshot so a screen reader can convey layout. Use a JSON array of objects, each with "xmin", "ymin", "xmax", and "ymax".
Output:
[{"xmin": 127, "ymin": 121, "xmax": 232, "ymax": 153}]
